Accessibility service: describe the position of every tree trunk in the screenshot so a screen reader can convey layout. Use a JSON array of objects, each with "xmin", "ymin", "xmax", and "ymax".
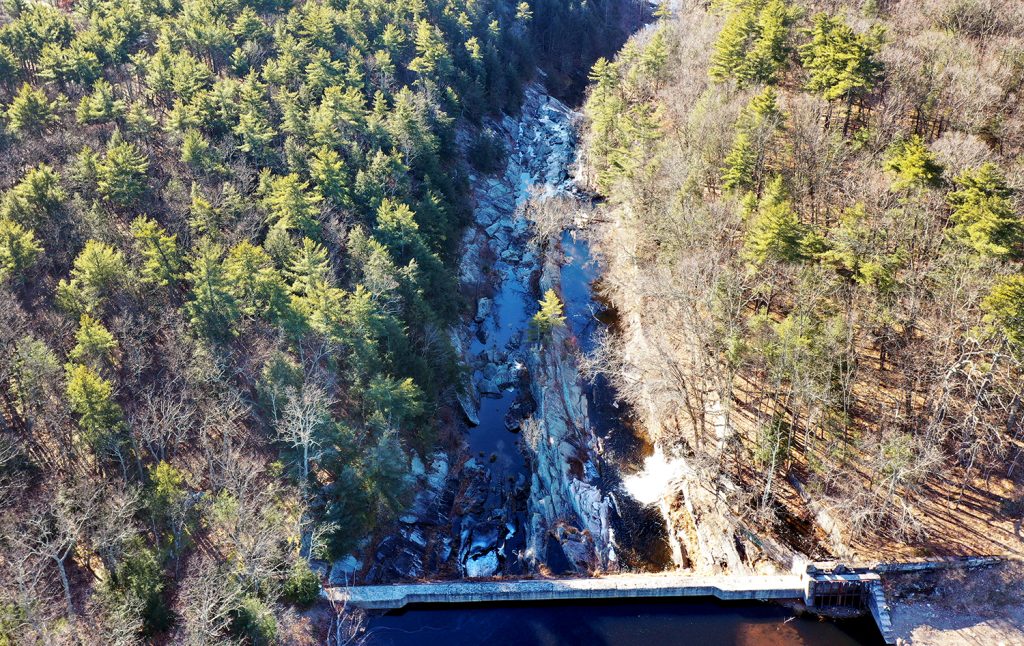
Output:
[{"xmin": 54, "ymin": 556, "xmax": 74, "ymax": 616}]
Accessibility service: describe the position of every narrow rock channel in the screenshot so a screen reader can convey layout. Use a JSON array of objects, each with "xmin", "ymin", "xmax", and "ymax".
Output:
[{"xmin": 355, "ymin": 83, "xmax": 672, "ymax": 584}]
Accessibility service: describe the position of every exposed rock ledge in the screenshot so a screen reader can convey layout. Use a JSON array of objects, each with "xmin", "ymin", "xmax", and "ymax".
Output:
[
  {"xmin": 446, "ymin": 83, "xmax": 619, "ymax": 577},
  {"xmin": 523, "ymin": 250, "xmax": 617, "ymax": 573}
]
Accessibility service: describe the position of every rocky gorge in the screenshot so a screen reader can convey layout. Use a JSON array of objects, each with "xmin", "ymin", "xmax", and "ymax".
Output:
[
  {"xmin": 317, "ymin": 82, "xmax": 676, "ymax": 586},
  {"xmin": 451, "ymin": 83, "xmax": 622, "ymax": 578}
]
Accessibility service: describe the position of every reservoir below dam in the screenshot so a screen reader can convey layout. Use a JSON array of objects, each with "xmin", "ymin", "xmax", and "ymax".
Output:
[{"xmin": 361, "ymin": 599, "xmax": 883, "ymax": 646}]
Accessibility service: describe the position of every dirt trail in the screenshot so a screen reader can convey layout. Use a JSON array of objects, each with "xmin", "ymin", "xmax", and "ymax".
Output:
[{"xmin": 886, "ymin": 561, "xmax": 1024, "ymax": 645}]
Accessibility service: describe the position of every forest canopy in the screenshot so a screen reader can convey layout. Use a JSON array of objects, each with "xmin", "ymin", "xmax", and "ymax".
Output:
[
  {"xmin": 585, "ymin": 0, "xmax": 1024, "ymax": 559},
  {"xmin": 0, "ymin": 0, "xmax": 636, "ymax": 642}
]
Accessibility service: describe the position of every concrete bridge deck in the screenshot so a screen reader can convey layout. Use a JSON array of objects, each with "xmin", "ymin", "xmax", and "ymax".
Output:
[{"xmin": 322, "ymin": 573, "xmax": 808, "ymax": 610}]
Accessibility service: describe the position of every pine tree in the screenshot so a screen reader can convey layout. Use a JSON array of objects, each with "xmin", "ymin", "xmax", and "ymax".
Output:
[
  {"xmin": 69, "ymin": 313, "xmax": 118, "ymax": 367},
  {"xmin": 262, "ymin": 173, "xmax": 323, "ymax": 236},
  {"xmin": 409, "ymin": 20, "xmax": 451, "ymax": 80},
  {"xmin": 309, "ymin": 146, "xmax": 351, "ymax": 207},
  {"xmin": 0, "ymin": 218, "xmax": 43, "ymax": 284},
  {"xmin": 745, "ymin": 0, "xmax": 792, "ymax": 84},
  {"xmin": 654, "ymin": 1, "xmax": 672, "ymax": 21},
  {"xmin": 722, "ymin": 131, "xmax": 756, "ymax": 192},
  {"xmin": 5, "ymin": 83, "xmax": 59, "ymax": 134},
  {"xmin": 0, "ymin": 164, "xmax": 65, "ymax": 225},
  {"xmin": 947, "ymin": 163, "xmax": 1022, "ymax": 259},
  {"xmin": 185, "ymin": 241, "xmax": 240, "ymax": 340},
  {"xmin": 188, "ymin": 185, "xmax": 224, "ymax": 237},
  {"xmin": 288, "ymin": 237, "xmax": 333, "ymax": 296},
  {"xmin": 0, "ymin": 43, "xmax": 17, "ymax": 84},
  {"xmin": 883, "ymin": 135, "xmax": 943, "ymax": 192},
  {"xmin": 743, "ymin": 85, "xmax": 782, "ymax": 124},
  {"xmin": 130, "ymin": 216, "xmax": 183, "ymax": 287},
  {"xmin": 709, "ymin": 0, "xmax": 794, "ymax": 86},
  {"xmin": 225, "ymin": 241, "xmax": 289, "ymax": 320},
  {"xmin": 181, "ymin": 129, "xmax": 222, "ymax": 175},
  {"xmin": 723, "ymin": 87, "xmax": 783, "ymax": 192},
  {"xmin": 799, "ymin": 12, "xmax": 883, "ymax": 120},
  {"xmin": 710, "ymin": 2, "xmax": 758, "ymax": 83},
  {"xmin": 76, "ymin": 79, "xmax": 126, "ymax": 125},
  {"xmin": 530, "ymin": 289, "xmax": 566, "ymax": 341},
  {"xmin": 365, "ymin": 375, "xmax": 424, "ymax": 430},
  {"xmin": 97, "ymin": 132, "xmax": 150, "ymax": 207},
  {"xmin": 742, "ymin": 176, "xmax": 811, "ymax": 265},
  {"xmin": 233, "ymin": 74, "xmax": 277, "ymax": 160},
  {"xmin": 57, "ymin": 240, "xmax": 127, "ymax": 313},
  {"xmin": 639, "ymin": 27, "xmax": 670, "ymax": 88},
  {"xmin": 983, "ymin": 275, "xmax": 1024, "ymax": 348},
  {"xmin": 65, "ymin": 362, "xmax": 125, "ymax": 454}
]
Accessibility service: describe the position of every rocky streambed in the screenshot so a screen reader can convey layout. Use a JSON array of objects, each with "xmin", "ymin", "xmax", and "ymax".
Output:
[{"xmin": 333, "ymin": 83, "xmax": 672, "ymax": 585}]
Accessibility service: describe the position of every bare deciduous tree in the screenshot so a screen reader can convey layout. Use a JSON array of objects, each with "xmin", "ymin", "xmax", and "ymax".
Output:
[
  {"xmin": 174, "ymin": 554, "xmax": 243, "ymax": 646},
  {"xmin": 277, "ymin": 382, "xmax": 331, "ymax": 484}
]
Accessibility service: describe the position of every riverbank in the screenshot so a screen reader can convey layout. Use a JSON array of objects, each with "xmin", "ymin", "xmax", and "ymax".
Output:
[
  {"xmin": 576, "ymin": 3, "xmax": 1024, "ymax": 580},
  {"xmin": 885, "ymin": 561, "xmax": 1024, "ymax": 645}
]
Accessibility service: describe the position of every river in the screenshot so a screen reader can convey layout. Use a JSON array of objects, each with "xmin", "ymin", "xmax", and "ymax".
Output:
[
  {"xmin": 350, "ymin": 82, "xmax": 883, "ymax": 644},
  {"xmin": 446, "ymin": 83, "xmax": 673, "ymax": 577}
]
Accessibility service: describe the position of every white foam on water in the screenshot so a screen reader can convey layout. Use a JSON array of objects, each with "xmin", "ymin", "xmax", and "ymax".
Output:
[{"xmin": 622, "ymin": 446, "xmax": 686, "ymax": 506}]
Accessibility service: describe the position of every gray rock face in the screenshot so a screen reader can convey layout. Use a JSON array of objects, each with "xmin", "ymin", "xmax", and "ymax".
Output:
[
  {"xmin": 309, "ymin": 559, "xmax": 329, "ymax": 579},
  {"xmin": 475, "ymin": 297, "xmax": 493, "ymax": 322},
  {"xmin": 464, "ymin": 550, "xmax": 499, "ymax": 578},
  {"xmin": 328, "ymin": 555, "xmax": 362, "ymax": 586},
  {"xmin": 398, "ymin": 84, "xmax": 616, "ymax": 581},
  {"xmin": 410, "ymin": 452, "xmax": 426, "ymax": 477},
  {"xmin": 365, "ymin": 451, "xmax": 454, "ymax": 583},
  {"xmin": 364, "ymin": 83, "xmax": 596, "ymax": 584}
]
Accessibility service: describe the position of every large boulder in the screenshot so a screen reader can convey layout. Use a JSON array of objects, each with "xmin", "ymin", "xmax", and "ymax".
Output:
[{"xmin": 328, "ymin": 555, "xmax": 363, "ymax": 586}]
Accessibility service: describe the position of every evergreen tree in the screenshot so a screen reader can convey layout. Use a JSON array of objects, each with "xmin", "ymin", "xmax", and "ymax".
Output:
[
  {"xmin": 742, "ymin": 176, "xmax": 812, "ymax": 265},
  {"xmin": 365, "ymin": 375, "xmax": 424, "ymax": 431},
  {"xmin": 5, "ymin": 83, "xmax": 60, "ymax": 134},
  {"xmin": 262, "ymin": 173, "xmax": 323, "ymax": 236},
  {"xmin": 745, "ymin": 0, "xmax": 791, "ymax": 83},
  {"xmin": 65, "ymin": 362, "xmax": 125, "ymax": 455},
  {"xmin": 0, "ymin": 43, "xmax": 17, "ymax": 84},
  {"xmin": 181, "ymin": 129, "xmax": 222, "ymax": 175},
  {"xmin": 0, "ymin": 164, "xmax": 65, "ymax": 226},
  {"xmin": 69, "ymin": 313, "xmax": 118, "ymax": 368},
  {"xmin": 185, "ymin": 241, "xmax": 240, "ymax": 341},
  {"xmin": 722, "ymin": 131, "xmax": 756, "ymax": 192},
  {"xmin": 409, "ymin": 20, "xmax": 451, "ymax": 81},
  {"xmin": 983, "ymin": 275, "xmax": 1024, "ymax": 348},
  {"xmin": 309, "ymin": 146, "xmax": 351, "ymax": 207},
  {"xmin": 233, "ymin": 75, "xmax": 277, "ymax": 160},
  {"xmin": 57, "ymin": 240, "xmax": 127, "ymax": 313},
  {"xmin": 723, "ymin": 87, "xmax": 782, "ymax": 192},
  {"xmin": 288, "ymin": 237, "xmax": 332, "ymax": 296},
  {"xmin": 130, "ymin": 216, "xmax": 183, "ymax": 287},
  {"xmin": 710, "ymin": 0, "xmax": 794, "ymax": 86},
  {"xmin": 0, "ymin": 218, "xmax": 43, "ymax": 284},
  {"xmin": 530, "ymin": 289, "xmax": 566, "ymax": 340},
  {"xmin": 76, "ymin": 79, "xmax": 126, "ymax": 125},
  {"xmin": 800, "ymin": 13, "xmax": 883, "ymax": 106},
  {"xmin": 884, "ymin": 135, "xmax": 943, "ymax": 192},
  {"xmin": 947, "ymin": 163, "xmax": 1022, "ymax": 259},
  {"xmin": 97, "ymin": 132, "xmax": 150, "ymax": 207},
  {"xmin": 225, "ymin": 241, "xmax": 289, "ymax": 320},
  {"xmin": 710, "ymin": 3, "xmax": 757, "ymax": 82}
]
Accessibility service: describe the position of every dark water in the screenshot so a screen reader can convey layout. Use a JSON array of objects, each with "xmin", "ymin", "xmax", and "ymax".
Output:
[
  {"xmin": 559, "ymin": 230, "xmax": 674, "ymax": 571},
  {"xmin": 362, "ymin": 599, "xmax": 883, "ymax": 645},
  {"xmin": 467, "ymin": 261, "xmax": 531, "ymax": 478}
]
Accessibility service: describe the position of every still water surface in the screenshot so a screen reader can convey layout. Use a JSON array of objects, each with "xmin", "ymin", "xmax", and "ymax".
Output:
[{"xmin": 362, "ymin": 599, "xmax": 883, "ymax": 645}]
